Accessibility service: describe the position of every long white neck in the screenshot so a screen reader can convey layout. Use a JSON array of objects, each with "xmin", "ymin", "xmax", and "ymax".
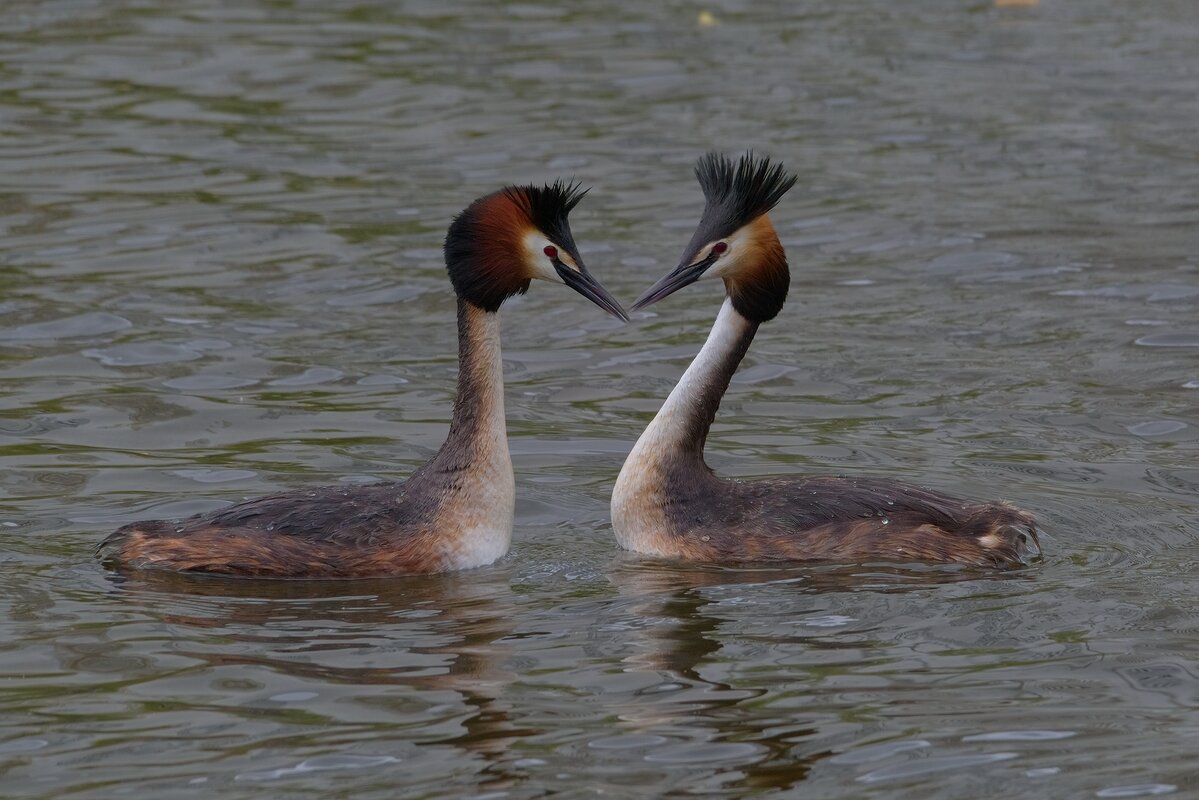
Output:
[
  {"xmin": 631, "ymin": 298, "xmax": 756, "ymax": 465},
  {"xmin": 612, "ymin": 299, "xmax": 757, "ymax": 550},
  {"xmin": 611, "ymin": 299, "xmax": 757, "ymax": 550}
]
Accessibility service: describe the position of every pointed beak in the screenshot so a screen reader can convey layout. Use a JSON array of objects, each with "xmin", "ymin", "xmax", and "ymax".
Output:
[
  {"xmin": 554, "ymin": 259, "xmax": 629, "ymax": 322},
  {"xmin": 631, "ymin": 252, "xmax": 718, "ymax": 311}
]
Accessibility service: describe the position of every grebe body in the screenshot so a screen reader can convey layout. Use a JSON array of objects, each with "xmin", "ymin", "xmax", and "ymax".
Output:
[
  {"xmin": 612, "ymin": 153, "xmax": 1039, "ymax": 568},
  {"xmin": 99, "ymin": 182, "xmax": 627, "ymax": 578}
]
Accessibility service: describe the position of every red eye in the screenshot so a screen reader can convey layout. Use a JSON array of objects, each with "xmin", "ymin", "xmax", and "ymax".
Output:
[
  {"xmin": 543, "ymin": 245, "xmax": 558, "ymax": 258},
  {"xmin": 712, "ymin": 242, "xmax": 728, "ymax": 255}
]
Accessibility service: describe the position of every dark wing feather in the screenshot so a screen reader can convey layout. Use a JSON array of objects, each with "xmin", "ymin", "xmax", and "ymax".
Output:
[
  {"xmin": 194, "ymin": 482, "xmax": 416, "ymax": 543},
  {"xmin": 729, "ymin": 475, "xmax": 1039, "ymax": 566},
  {"xmin": 94, "ymin": 480, "xmax": 439, "ymax": 573},
  {"xmin": 740, "ymin": 476, "xmax": 964, "ymax": 530},
  {"xmin": 94, "ymin": 479, "xmax": 461, "ymax": 577}
]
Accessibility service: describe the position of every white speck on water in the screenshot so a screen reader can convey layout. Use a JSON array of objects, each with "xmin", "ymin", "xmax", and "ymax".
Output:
[
  {"xmin": 235, "ymin": 755, "xmax": 398, "ymax": 782},
  {"xmin": 1182, "ymin": 380, "xmax": 1199, "ymax": 389},
  {"xmin": 357, "ymin": 374, "xmax": 409, "ymax": 386},
  {"xmin": 881, "ymin": 518, "xmax": 890, "ymax": 525},
  {"xmin": 1126, "ymin": 421, "xmax": 1186, "ymax": 437},
  {"xmin": 964, "ymin": 730, "xmax": 1075, "ymax": 742},
  {"xmin": 797, "ymin": 614, "xmax": 855, "ymax": 628},
  {"xmin": 83, "ymin": 342, "xmax": 205, "ymax": 366},
  {"xmin": 1026, "ymin": 767, "xmax": 1061, "ymax": 777},
  {"xmin": 838, "ymin": 278, "xmax": 875, "ymax": 286},
  {"xmin": 170, "ymin": 469, "xmax": 257, "ymax": 484},
  {"xmin": 512, "ymin": 758, "xmax": 546, "ymax": 768},
  {"xmin": 1, "ymin": 521, "xmax": 18, "ymax": 528},
  {"xmin": 1096, "ymin": 785, "xmax": 1177, "ymax": 798},
  {"xmin": 1135, "ymin": 333, "xmax": 1199, "ymax": 348},
  {"xmin": 188, "ymin": 777, "xmax": 208, "ymax": 784},
  {"xmin": 269, "ymin": 367, "xmax": 344, "ymax": 387},
  {"xmin": 643, "ymin": 681, "xmax": 685, "ymax": 694},
  {"xmin": 0, "ymin": 738, "xmax": 49, "ymax": 754}
]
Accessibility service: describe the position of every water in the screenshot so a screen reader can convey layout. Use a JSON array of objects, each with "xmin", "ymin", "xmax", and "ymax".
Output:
[{"xmin": 1, "ymin": 1, "xmax": 1197, "ymax": 797}]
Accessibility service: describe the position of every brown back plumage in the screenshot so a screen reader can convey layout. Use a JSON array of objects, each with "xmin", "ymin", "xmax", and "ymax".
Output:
[{"xmin": 659, "ymin": 470, "xmax": 1040, "ymax": 567}]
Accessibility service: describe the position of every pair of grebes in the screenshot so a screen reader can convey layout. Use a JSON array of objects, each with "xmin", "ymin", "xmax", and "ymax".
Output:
[{"xmin": 98, "ymin": 153, "xmax": 1040, "ymax": 578}]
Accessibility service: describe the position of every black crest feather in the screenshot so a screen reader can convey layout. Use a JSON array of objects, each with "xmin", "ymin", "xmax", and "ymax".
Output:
[
  {"xmin": 504, "ymin": 180, "xmax": 588, "ymax": 248},
  {"xmin": 674, "ymin": 152, "xmax": 794, "ymax": 324},
  {"xmin": 694, "ymin": 151, "xmax": 797, "ymax": 236}
]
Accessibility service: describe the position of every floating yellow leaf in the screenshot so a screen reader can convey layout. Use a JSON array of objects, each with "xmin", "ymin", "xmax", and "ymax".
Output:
[
  {"xmin": 697, "ymin": 10, "xmax": 718, "ymax": 27},
  {"xmin": 995, "ymin": 0, "xmax": 1039, "ymax": 6}
]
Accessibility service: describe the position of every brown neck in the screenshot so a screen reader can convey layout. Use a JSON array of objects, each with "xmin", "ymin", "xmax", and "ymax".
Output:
[{"xmin": 421, "ymin": 298, "xmax": 508, "ymax": 477}]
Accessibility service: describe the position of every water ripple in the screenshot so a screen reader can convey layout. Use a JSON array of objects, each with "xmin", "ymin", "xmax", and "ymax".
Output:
[
  {"xmin": 857, "ymin": 752, "xmax": 1019, "ymax": 784},
  {"xmin": 0, "ymin": 312, "xmax": 131, "ymax": 340},
  {"xmin": 235, "ymin": 755, "xmax": 399, "ymax": 782}
]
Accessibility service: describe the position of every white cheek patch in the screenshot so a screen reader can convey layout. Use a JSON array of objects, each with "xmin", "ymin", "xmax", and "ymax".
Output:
[
  {"xmin": 698, "ymin": 226, "xmax": 754, "ymax": 280},
  {"xmin": 521, "ymin": 229, "xmax": 570, "ymax": 282},
  {"xmin": 710, "ymin": 251, "xmax": 745, "ymax": 279}
]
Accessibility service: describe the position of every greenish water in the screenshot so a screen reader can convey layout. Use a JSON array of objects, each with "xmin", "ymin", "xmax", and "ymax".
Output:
[{"xmin": 2, "ymin": 2, "xmax": 1197, "ymax": 797}]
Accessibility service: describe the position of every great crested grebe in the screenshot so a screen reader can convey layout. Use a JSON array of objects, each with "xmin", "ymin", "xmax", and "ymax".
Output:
[
  {"xmin": 98, "ymin": 182, "xmax": 628, "ymax": 578},
  {"xmin": 611, "ymin": 152, "xmax": 1040, "ymax": 568}
]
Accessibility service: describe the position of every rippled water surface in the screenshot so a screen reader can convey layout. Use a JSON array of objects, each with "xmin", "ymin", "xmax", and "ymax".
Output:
[{"xmin": 2, "ymin": 2, "xmax": 1198, "ymax": 797}]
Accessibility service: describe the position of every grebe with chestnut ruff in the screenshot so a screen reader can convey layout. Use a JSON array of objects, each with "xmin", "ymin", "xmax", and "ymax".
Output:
[
  {"xmin": 611, "ymin": 152, "xmax": 1039, "ymax": 568},
  {"xmin": 99, "ymin": 182, "xmax": 628, "ymax": 578}
]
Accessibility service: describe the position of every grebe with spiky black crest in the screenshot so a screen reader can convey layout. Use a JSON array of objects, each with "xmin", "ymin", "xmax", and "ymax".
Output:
[
  {"xmin": 99, "ymin": 182, "xmax": 628, "ymax": 578},
  {"xmin": 611, "ymin": 152, "xmax": 1040, "ymax": 568}
]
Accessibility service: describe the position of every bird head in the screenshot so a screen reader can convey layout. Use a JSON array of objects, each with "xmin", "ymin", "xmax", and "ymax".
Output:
[
  {"xmin": 633, "ymin": 152, "xmax": 796, "ymax": 323},
  {"xmin": 444, "ymin": 181, "xmax": 628, "ymax": 321}
]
